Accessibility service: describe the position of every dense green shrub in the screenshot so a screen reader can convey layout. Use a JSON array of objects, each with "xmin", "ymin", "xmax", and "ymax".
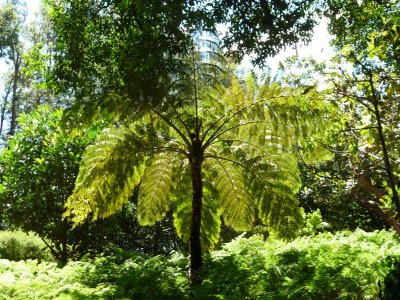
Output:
[
  {"xmin": 194, "ymin": 229, "xmax": 400, "ymax": 299},
  {"xmin": 0, "ymin": 259, "xmax": 114, "ymax": 300},
  {"xmin": 0, "ymin": 230, "xmax": 52, "ymax": 262},
  {"xmin": 0, "ymin": 229, "xmax": 399, "ymax": 299},
  {"xmin": 0, "ymin": 107, "xmax": 100, "ymax": 263},
  {"xmin": 0, "ymin": 252, "xmax": 189, "ymax": 300},
  {"xmin": 380, "ymin": 257, "xmax": 400, "ymax": 300},
  {"xmin": 0, "ymin": 107, "xmax": 182, "ymax": 262}
]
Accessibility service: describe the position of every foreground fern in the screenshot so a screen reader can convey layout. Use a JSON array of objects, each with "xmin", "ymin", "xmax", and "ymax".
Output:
[
  {"xmin": 64, "ymin": 63, "xmax": 331, "ymax": 283},
  {"xmin": 1, "ymin": 230, "xmax": 399, "ymax": 299}
]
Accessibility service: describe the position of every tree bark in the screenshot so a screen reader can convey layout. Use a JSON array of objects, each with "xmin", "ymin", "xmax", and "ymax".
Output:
[
  {"xmin": 9, "ymin": 52, "xmax": 21, "ymax": 136},
  {"xmin": 59, "ymin": 218, "xmax": 69, "ymax": 266},
  {"xmin": 189, "ymin": 138, "xmax": 203, "ymax": 286},
  {"xmin": 0, "ymin": 87, "xmax": 10, "ymax": 135},
  {"xmin": 369, "ymin": 73, "xmax": 400, "ymax": 213},
  {"xmin": 352, "ymin": 173, "xmax": 400, "ymax": 234}
]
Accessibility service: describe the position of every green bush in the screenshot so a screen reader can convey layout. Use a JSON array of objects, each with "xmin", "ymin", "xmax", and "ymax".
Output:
[
  {"xmin": 115, "ymin": 253, "xmax": 189, "ymax": 299},
  {"xmin": 380, "ymin": 257, "xmax": 400, "ymax": 300},
  {"xmin": 0, "ymin": 230, "xmax": 52, "ymax": 262},
  {"xmin": 194, "ymin": 229, "xmax": 400, "ymax": 299},
  {"xmin": 1, "ymin": 229, "xmax": 400, "ymax": 299},
  {"xmin": 0, "ymin": 251, "xmax": 188, "ymax": 300}
]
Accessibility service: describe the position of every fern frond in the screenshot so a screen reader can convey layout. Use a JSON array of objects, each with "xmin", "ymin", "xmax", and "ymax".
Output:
[
  {"xmin": 206, "ymin": 141, "xmax": 303, "ymax": 238},
  {"xmin": 206, "ymin": 157, "xmax": 254, "ymax": 231},
  {"xmin": 260, "ymin": 189, "xmax": 303, "ymax": 239},
  {"xmin": 204, "ymin": 74, "xmax": 333, "ymax": 164},
  {"xmin": 138, "ymin": 151, "xmax": 181, "ymax": 225},
  {"xmin": 64, "ymin": 124, "xmax": 149, "ymax": 225},
  {"xmin": 243, "ymin": 153, "xmax": 304, "ymax": 239}
]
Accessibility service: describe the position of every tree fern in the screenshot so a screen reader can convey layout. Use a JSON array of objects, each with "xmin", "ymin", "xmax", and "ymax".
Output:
[{"xmin": 64, "ymin": 45, "xmax": 334, "ymax": 282}]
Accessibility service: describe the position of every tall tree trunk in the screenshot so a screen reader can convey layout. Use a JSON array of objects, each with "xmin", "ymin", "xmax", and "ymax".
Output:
[
  {"xmin": 0, "ymin": 87, "xmax": 10, "ymax": 135},
  {"xmin": 190, "ymin": 138, "xmax": 203, "ymax": 286},
  {"xmin": 9, "ymin": 53, "xmax": 21, "ymax": 136},
  {"xmin": 369, "ymin": 74, "xmax": 400, "ymax": 213},
  {"xmin": 60, "ymin": 219, "xmax": 69, "ymax": 266}
]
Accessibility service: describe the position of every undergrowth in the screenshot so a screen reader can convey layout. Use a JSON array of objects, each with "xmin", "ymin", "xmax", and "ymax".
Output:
[
  {"xmin": 0, "ymin": 229, "xmax": 399, "ymax": 299},
  {"xmin": 0, "ymin": 230, "xmax": 53, "ymax": 262}
]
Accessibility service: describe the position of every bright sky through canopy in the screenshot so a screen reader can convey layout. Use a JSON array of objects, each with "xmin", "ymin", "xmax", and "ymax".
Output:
[
  {"xmin": 1, "ymin": 0, "xmax": 334, "ymax": 88},
  {"xmin": 26, "ymin": 0, "xmax": 40, "ymax": 22},
  {"xmin": 236, "ymin": 18, "xmax": 335, "ymax": 74}
]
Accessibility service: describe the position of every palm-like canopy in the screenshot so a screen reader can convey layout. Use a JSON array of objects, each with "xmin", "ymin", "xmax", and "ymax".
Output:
[{"xmin": 64, "ymin": 67, "xmax": 330, "ymax": 282}]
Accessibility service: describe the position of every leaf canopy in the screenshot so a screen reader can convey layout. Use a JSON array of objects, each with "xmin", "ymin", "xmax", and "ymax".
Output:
[{"xmin": 65, "ymin": 69, "xmax": 332, "ymax": 248}]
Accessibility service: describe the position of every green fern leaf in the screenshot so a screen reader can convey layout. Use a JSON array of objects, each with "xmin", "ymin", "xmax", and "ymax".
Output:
[
  {"xmin": 64, "ymin": 124, "xmax": 148, "ymax": 224},
  {"xmin": 244, "ymin": 153, "xmax": 303, "ymax": 238},
  {"xmin": 138, "ymin": 151, "xmax": 180, "ymax": 225},
  {"xmin": 208, "ymin": 157, "xmax": 254, "ymax": 231}
]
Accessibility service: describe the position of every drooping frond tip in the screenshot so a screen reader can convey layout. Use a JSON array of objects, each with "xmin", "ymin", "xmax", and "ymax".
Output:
[
  {"xmin": 138, "ymin": 151, "xmax": 181, "ymax": 225},
  {"xmin": 63, "ymin": 125, "xmax": 148, "ymax": 225},
  {"xmin": 206, "ymin": 157, "xmax": 254, "ymax": 231}
]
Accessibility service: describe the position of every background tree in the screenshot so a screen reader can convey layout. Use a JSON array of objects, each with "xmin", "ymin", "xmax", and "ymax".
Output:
[
  {"xmin": 320, "ymin": 1, "xmax": 400, "ymax": 231},
  {"xmin": 0, "ymin": 0, "xmax": 26, "ymax": 135},
  {"xmin": 0, "ymin": 105, "xmax": 183, "ymax": 262},
  {"xmin": 46, "ymin": 0, "xmax": 322, "ymax": 123},
  {"xmin": 297, "ymin": 153, "xmax": 388, "ymax": 232},
  {"xmin": 211, "ymin": 0, "xmax": 319, "ymax": 66},
  {"xmin": 275, "ymin": 56, "xmax": 392, "ymax": 232},
  {"xmin": 0, "ymin": 2, "xmax": 58, "ymax": 138},
  {"xmin": 20, "ymin": 4, "xmax": 59, "ymax": 109},
  {"xmin": 0, "ymin": 106, "xmax": 100, "ymax": 263},
  {"xmin": 47, "ymin": 0, "xmax": 201, "ymax": 122}
]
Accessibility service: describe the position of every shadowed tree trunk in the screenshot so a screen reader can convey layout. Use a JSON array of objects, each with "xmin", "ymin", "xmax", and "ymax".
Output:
[
  {"xmin": 351, "ymin": 173, "xmax": 400, "ymax": 234},
  {"xmin": 0, "ymin": 86, "xmax": 10, "ymax": 135},
  {"xmin": 368, "ymin": 73, "xmax": 400, "ymax": 214},
  {"xmin": 9, "ymin": 51, "xmax": 22, "ymax": 135},
  {"xmin": 189, "ymin": 135, "xmax": 203, "ymax": 286}
]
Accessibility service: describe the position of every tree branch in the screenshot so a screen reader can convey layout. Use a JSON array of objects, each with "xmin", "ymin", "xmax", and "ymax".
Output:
[
  {"xmin": 204, "ymin": 120, "xmax": 273, "ymax": 150},
  {"xmin": 150, "ymin": 107, "xmax": 192, "ymax": 148},
  {"xmin": 201, "ymin": 97, "xmax": 273, "ymax": 147}
]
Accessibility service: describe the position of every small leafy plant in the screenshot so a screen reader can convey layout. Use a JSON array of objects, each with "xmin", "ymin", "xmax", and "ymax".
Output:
[{"xmin": 0, "ymin": 230, "xmax": 52, "ymax": 262}]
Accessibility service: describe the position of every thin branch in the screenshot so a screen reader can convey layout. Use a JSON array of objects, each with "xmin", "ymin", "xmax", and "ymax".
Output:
[
  {"xmin": 201, "ymin": 97, "xmax": 272, "ymax": 147},
  {"xmin": 204, "ymin": 120, "xmax": 273, "ymax": 150},
  {"xmin": 152, "ymin": 146, "xmax": 189, "ymax": 157},
  {"xmin": 340, "ymin": 126, "xmax": 378, "ymax": 132},
  {"xmin": 167, "ymin": 138, "xmax": 188, "ymax": 150},
  {"xmin": 336, "ymin": 92, "xmax": 375, "ymax": 114},
  {"xmin": 168, "ymin": 101, "xmax": 192, "ymax": 136},
  {"xmin": 192, "ymin": 44, "xmax": 199, "ymax": 136},
  {"xmin": 368, "ymin": 72, "xmax": 400, "ymax": 213},
  {"xmin": 150, "ymin": 107, "xmax": 191, "ymax": 148}
]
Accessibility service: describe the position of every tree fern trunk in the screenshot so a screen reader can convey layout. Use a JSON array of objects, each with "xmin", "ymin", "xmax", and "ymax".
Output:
[
  {"xmin": 190, "ymin": 139, "xmax": 203, "ymax": 286},
  {"xmin": 60, "ymin": 219, "xmax": 69, "ymax": 266}
]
